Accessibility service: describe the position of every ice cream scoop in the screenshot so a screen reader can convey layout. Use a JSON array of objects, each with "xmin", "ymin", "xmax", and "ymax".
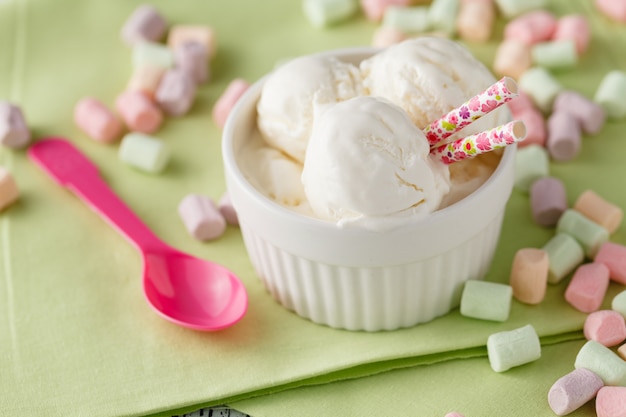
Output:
[
  {"xmin": 257, "ymin": 54, "xmax": 364, "ymax": 163},
  {"xmin": 301, "ymin": 96, "xmax": 450, "ymax": 230}
]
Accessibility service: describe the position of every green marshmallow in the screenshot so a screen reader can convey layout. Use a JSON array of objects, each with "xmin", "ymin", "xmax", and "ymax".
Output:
[
  {"xmin": 429, "ymin": 0, "xmax": 459, "ymax": 35},
  {"xmin": 532, "ymin": 40, "xmax": 578, "ymax": 70},
  {"xmin": 119, "ymin": 133, "xmax": 170, "ymax": 174},
  {"xmin": 495, "ymin": 0, "xmax": 547, "ymax": 18},
  {"xmin": 514, "ymin": 144, "xmax": 550, "ymax": 193},
  {"xmin": 575, "ymin": 340, "xmax": 626, "ymax": 386},
  {"xmin": 542, "ymin": 233, "xmax": 585, "ymax": 284},
  {"xmin": 519, "ymin": 67, "xmax": 564, "ymax": 113},
  {"xmin": 302, "ymin": 0, "xmax": 358, "ymax": 28},
  {"xmin": 132, "ymin": 42, "xmax": 174, "ymax": 70},
  {"xmin": 487, "ymin": 324, "xmax": 541, "ymax": 373},
  {"xmin": 594, "ymin": 70, "xmax": 626, "ymax": 119},
  {"xmin": 460, "ymin": 280, "xmax": 512, "ymax": 322},
  {"xmin": 382, "ymin": 6, "xmax": 430, "ymax": 33},
  {"xmin": 612, "ymin": 290, "xmax": 626, "ymax": 317},
  {"xmin": 556, "ymin": 209, "xmax": 610, "ymax": 258}
]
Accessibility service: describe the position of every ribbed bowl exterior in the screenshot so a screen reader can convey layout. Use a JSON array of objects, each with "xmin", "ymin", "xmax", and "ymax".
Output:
[{"xmin": 239, "ymin": 211, "xmax": 504, "ymax": 331}]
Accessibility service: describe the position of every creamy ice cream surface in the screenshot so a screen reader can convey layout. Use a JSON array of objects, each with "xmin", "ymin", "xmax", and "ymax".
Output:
[
  {"xmin": 302, "ymin": 96, "xmax": 450, "ymax": 230},
  {"xmin": 256, "ymin": 54, "xmax": 365, "ymax": 164}
]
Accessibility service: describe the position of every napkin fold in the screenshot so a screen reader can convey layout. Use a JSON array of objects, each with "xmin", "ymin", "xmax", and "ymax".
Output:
[{"xmin": 1, "ymin": 1, "xmax": 625, "ymax": 417}]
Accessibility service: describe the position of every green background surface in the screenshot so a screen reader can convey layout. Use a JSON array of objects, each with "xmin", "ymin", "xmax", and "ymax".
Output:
[{"xmin": 1, "ymin": 0, "xmax": 625, "ymax": 416}]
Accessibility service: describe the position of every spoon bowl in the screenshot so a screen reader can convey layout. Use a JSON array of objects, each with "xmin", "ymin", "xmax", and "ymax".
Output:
[{"xmin": 29, "ymin": 138, "xmax": 248, "ymax": 331}]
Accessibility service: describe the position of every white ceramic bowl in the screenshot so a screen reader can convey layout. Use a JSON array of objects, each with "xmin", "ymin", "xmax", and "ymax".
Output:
[{"xmin": 222, "ymin": 48, "xmax": 516, "ymax": 331}]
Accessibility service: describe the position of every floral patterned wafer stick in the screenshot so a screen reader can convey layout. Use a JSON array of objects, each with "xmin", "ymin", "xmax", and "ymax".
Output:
[
  {"xmin": 424, "ymin": 77, "xmax": 519, "ymax": 147},
  {"xmin": 431, "ymin": 120, "xmax": 527, "ymax": 165}
]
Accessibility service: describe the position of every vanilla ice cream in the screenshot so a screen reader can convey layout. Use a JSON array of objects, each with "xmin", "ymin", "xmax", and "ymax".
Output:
[
  {"xmin": 256, "ymin": 54, "xmax": 365, "ymax": 163},
  {"xmin": 302, "ymin": 96, "xmax": 450, "ymax": 230}
]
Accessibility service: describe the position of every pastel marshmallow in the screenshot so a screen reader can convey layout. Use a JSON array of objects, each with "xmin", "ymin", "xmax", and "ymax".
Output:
[
  {"xmin": 115, "ymin": 90, "xmax": 163, "ymax": 134},
  {"xmin": 517, "ymin": 109, "xmax": 546, "ymax": 147},
  {"xmin": 595, "ymin": 70, "xmax": 626, "ymax": 119},
  {"xmin": 0, "ymin": 101, "xmax": 30, "ymax": 148},
  {"xmin": 74, "ymin": 98, "xmax": 123, "ymax": 143},
  {"xmin": 174, "ymin": 41, "xmax": 209, "ymax": 85},
  {"xmin": 556, "ymin": 209, "xmax": 609, "ymax": 258},
  {"xmin": 371, "ymin": 26, "xmax": 407, "ymax": 47},
  {"xmin": 218, "ymin": 192, "xmax": 239, "ymax": 226},
  {"xmin": 495, "ymin": 0, "xmax": 547, "ymax": 18},
  {"xmin": 576, "ymin": 340, "xmax": 626, "ymax": 386},
  {"xmin": 573, "ymin": 190, "xmax": 622, "ymax": 234},
  {"xmin": 553, "ymin": 15, "xmax": 590, "ymax": 55},
  {"xmin": 118, "ymin": 133, "xmax": 170, "ymax": 174},
  {"xmin": 382, "ymin": 6, "xmax": 430, "ymax": 33},
  {"xmin": 620, "ymin": 343, "xmax": 626, "ymax": 361},
  {"xmin": 596, "ymin": 386, "xmax": 626, "ymax": 417},
  {"xmin": 595, "ymin": 242, "xmax": 626, "ymax": 284},
  {"xmin": 504, "ymin": 10, "xmax": 557, "ymax": 45},
  {"xmin": 514, "ymin": 144, "xmax": 549, "ymax": 192},
  {"xmin": 178, "ymin": 194, "xmax": 226, "ymax": 241},
  {"xmin": 507, "ymin": 91, "xmax": 536, "ymax": 117},
  {"xmin": 565, "ymin": 263, "xmax": 610, "ymax": 313},
  {"xmin": 167, "ymin": 25, "xmax": 217, "ymax": 59},
  {"xmin": 542, "ymin": 233, "xmax": 585, "ymax": 284},
  {"xmin": 213, "ymin": 79, "xmax": 250, "ymax": 129},
  {"xmin": 126, "ymin": 65, "xmax": 166, "ymax": 99},
  {"xmin": 460, "ymin": 280, "xmax": 512, "ymax": 322},
  {"xmin": 428, "ymin": 0, "xmax": 459, "ymax": 35},
  {"xmin": 155, "ymin": 70, "xmax": 196, "ymax": 116},
  {"xmin": 596, "ymin": 0, "xmax": 626, "ymax": 23},
  {"xmin": 531, "ymin": 40, "xmax": 578, "ymax": 70},
  {"xmin": 303, "ymin": 0, "xmax": 359, "ymax": 27},
  {"xmin": 121, "ymin": 4, "xmax": 167, "ymax": 46},
  {"xmin": 553, "ymin": 90, "xmax": 607, "ymax": 135},
  {"xmin": 360, "ymin": 0, "xmax": 412, "ymax": 22},
  {"xmin": 530, "ymin": 177, "xmax": 567, "ymax": 227},
  {"xmin": 0, "ymin": 167, "xmax": 19, "ymax": 211},
  {"xmin": 493, "ymin": 39, "xmax": 532, "ymax": 79},
  {"xmin": 444, "ymin": 413, "xmax": 465, "ymax": 417},
  {"xmin": 509, "ymin": 248, "xmax": 549, "ymax": 304},
  {"xmin": 518, "ymin": 67, "xmax": 564, "ymax": 113},
  {"xmin": 613, "ymin": 290, "xmax": 626, "ymax": 317},
  {"xmin": 546, "ymin": 111, "xmax": 582, "ymax": 162},
  {"xmin": 584, "ymin": 310, "xmax": 626, "ymax": 347},
  {"xmin": 548, "ymin": 368, "xmax": 604, "ymax": 416},
  {"xmin": 132, "ymin": 42, "xmax": 174, "ymax": 71},
  {"xmin": 456, "ymin": 0, "xmax": 495, "ymax": 42},
  {"xmin": 487, "ymin": 324, "xmax": 541, "ymax": 373}
]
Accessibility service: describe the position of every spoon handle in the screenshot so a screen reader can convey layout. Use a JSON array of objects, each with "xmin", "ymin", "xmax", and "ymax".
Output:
[{"xmin": 28, "ymin": 137, "xmax": 166, "ymax": 253}]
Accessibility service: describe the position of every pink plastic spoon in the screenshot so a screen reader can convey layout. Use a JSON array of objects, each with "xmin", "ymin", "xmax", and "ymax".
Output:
[{"xmin": 28, "ymin": 137, "xmax": 248, "ymax": 331}]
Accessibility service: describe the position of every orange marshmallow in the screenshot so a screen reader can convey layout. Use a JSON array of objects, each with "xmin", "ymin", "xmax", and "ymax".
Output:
[
  {"xmin": 509, "ymin": 248, "xmax": 549, "ymax": 304},
  {"xmin": 74, "ymin": 98, "xmax": 123, "ymax": 143},
  {"xmin": 553, "ymin": 15, "xmax": 590, "ymax": 55},
  {"xmin": 493, "ymin": 39, "xmax": 532, "ymax": 79},
  {"xmin": 596, "ymin": 386, "xmax": 626, "ymax": 417},
  {"xmin": 595, "ymin": 242, "xmax": 626, "ymax": 284},
  {"xmin": 504, "ymin": 10, "xmax": 557, "ymax": 46},
  {"xmin": 167, "ymin": 25, "xmax": 216, "ymax": 59},
  {"xmin": 574, "ymin": 190, "xmax": 623, "ymax": 234},
  {"xmin": 565, "ymin": 263, "xmax": 610, "ymax": 313},
  {"xmin": 371, "ymin": 26, "xmax": 407, "ymax": 48},
  {"xmin": 619, "ymin": 343, "xmax": 626, "ymax": 361},
  {"xmin": 127, "ymin": 66, "xmax": 166, "ymax": 99},
  {"xmin": 584, "ymin": 310, "xmax": 626, "ymax": 347},
  {"xmin": 115, "ymin": 91, "xmax": 163, "ymax": 134},
  {"xmin": 456, "ymin": 0, "xmax": 495, "ymax": 42},
  {"xmin": 212, "ymin": 79, "xmax": 250, "ymax": 129},
  {"xmin": 0, "ymin": 167, "xmax": 19, "ymax": 211}
]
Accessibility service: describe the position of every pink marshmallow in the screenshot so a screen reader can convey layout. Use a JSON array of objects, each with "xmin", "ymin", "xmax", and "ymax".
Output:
[
  {"xmin": 596, "ymin": 386, "xmax": 626, "ymax": 417},
  {"xmin": 178, "ymin": 194, "xmax": 226, "ymax": 241},
  {"xmin": 444, "ymin": 413, "xmax": 466, "ymax": 417},
  {"xmin": 516, "ymin": 109, "xmax": 546, "ymax": 147},
  {"xmin": 596, "ymin": 0, "xmax": 626, "ymax": 23},
  {"xmin": 155, "ymin": 69, "xmax": 197, "ymax": 116},
  {"xmin": 595, "ymin": 242, "xmax": 626, "ymax": 284},
  {"xmin": 174, "ymin": 41, "xmax": 209, "ymax": 85},
  {"xmin": 507, "ymin": 91, "xmax": 536, "ymax": 117},
  {"xmin": 218, "ymin": 192, "xmax": 239, "ymax": 226},
  {"xmin": 584, "ymin": 310, "xmax": 626, "ymax": 347},
  {"xmin": 548, "ymin": 368, "xmax": 604, "ymax": 416},
  {"xmin": 546, "ymin": 111, "xmax": 581, "ymax": 161},
  {"xmin": 121, "ymin": 4, "xmax": 167, "ymax": 46},
  {"xmin": 553, "ymin": 15, "xmax": 590, "ymax": 55},
  {"xmin": 553, "ymin": 90, "xmax": 606, "ymax": 135},
  {"xmin": 212, "ymin": 79, "xmax": 250, "ymax": 129},
  {"xmin": 504, "ymin": 10, "xmax": 558, "ymax": 46},
  {"xmin": 74, "ymin": 98, "xmax": 123, "ymax": 143},
  {"xmin": 565, "ymin": 262, "xmax": 610, "ymax": 313},
  {"xmin": 0, "ymin": 101, "xmax": 30, "ymax": 148},
  {"xmin": 360, "ymin": 0, "xmax": 412, "ymax": 22},
  {"xmin": 530, "ymin": 177, "xmax": 567, "ymax": 227},
  {"xmin": 115, "ymin": 90, "xmax": 163, "ymax": 134}
]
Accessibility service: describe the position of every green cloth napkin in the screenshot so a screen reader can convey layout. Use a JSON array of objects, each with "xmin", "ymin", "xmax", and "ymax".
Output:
[{"xmin": 1, "ymin": 1, "xmax": 625, "ymax": 416}]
